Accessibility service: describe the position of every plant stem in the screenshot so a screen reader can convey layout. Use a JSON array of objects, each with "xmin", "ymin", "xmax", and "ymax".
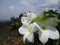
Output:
[{"xmin": 45, "ymin": 39, "xmax": 53, "ymax": 45}]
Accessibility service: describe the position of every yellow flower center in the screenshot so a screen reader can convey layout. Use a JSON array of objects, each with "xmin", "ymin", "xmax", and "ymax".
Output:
[
  {"xmin": 27, "ymin": 28, "xmax": 32, "ymax": 33},
  {"xmin": 42, "ymin": 26, "xmax": 46, "ymax": 30}
]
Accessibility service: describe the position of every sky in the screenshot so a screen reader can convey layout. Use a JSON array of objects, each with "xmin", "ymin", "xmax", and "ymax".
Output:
[{"xmin": 0, "ymin": 0, "xmax": 60, "ymax": 20}]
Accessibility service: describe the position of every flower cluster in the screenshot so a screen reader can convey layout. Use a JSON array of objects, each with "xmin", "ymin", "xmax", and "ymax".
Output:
[{"xmin": 18, "ymin": 11, "xmax": 59, "ymax": 44}]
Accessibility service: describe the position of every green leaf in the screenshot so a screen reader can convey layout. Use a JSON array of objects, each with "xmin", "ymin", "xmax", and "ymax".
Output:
[
  {"xmin": 53, "ymin": 40, "xmax": 59, "ymax": 45},
  {"xmin": 58, "ymin": 37, "xmax": 60, "ymax": 45},
  {"xmin": 30, "ymin": 12, "xmax": 47, "ymax": 23},
  {"xmin": 30, "ymin": 11, "xmax": 56, "ymax": 24},
  {"xmin": 57, "ymin": 19, "xmax": 60, "ymax": 22}
]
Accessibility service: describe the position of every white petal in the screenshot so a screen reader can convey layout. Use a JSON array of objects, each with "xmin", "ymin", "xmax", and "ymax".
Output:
[
  {"xmin": 31, "ymin": 13, "xmax": 37, "ymax": 19},
  {"xmin": 33, "ymin": 22, "xmax": 44, "ymax": 32},
  {"xmin": 39, "ymin": 31, "xmax": 49, "ymax": 44},
  {"xmin": 21, "ymin": 17, "xmax": 28, "ymax": 25},
  {"xmin": 27, "ymin": 13, "xmax": 37, "ymax": 23},
  {"xmin": 18, "ymin": 25, "xmax": 28, "ymax": 35},
  {"xmin": 46, "ymin": 18, "xmax": 58, "ymax": 26},
  {"xmin": 27, "ymin": 13, "xmax": 36, "ymax": 19},
  {"xmin": 26, "ymin": 33, "xmax": 34, "ymax": 43},
  {"xmin": 30, "ymin": 23, "xmax": 39, "ymax": 32},
  {"xmin": 37, "ymin": 18, "xmax": 58, "ymax": 27},
  {"xmin": 23, "ymin": 34, "xmax": 27, "ymax": 43},
  {"xmin": 47, "ymin": 27, "xmax": 59, "ymax": 39}
]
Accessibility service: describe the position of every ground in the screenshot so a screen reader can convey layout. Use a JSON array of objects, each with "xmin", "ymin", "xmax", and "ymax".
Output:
[{"xmin": 0, "ymin": 22, "xmax": 24, "ymax": 45}]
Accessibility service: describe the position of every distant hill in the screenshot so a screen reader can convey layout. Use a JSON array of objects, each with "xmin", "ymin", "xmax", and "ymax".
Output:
[{"xmin": 0, "ymin": 20, "xmax": 10, "ymax": 23}]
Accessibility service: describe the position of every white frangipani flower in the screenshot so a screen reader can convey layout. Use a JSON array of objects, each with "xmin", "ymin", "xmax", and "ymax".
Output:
[
  {"xmin": 33, "ymin": 22, "xmax": 59, "ymax": 44},
  {"xmin": 21, "ymin": 12, "xmax": 37, "ymax": 25},
  {"xmin": 21, "ymin": 17, "xmax": 28, "ymax": 25},
  {"xmin": 19, "ymin": 12, "xmax": 37, "ymax": 43},
  {"xmin": 37, "ymin": 17, "xmax": 58, "ymax": 27},
  {"xmin": 27, "ymin": 12, "xmax": 37, "ymax": 23},
  {"xmin": 18, "ymin": 23, "xmax": 38, "ymax": 43}
]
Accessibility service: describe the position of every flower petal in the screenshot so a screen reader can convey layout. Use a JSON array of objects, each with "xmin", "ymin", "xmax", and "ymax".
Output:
[
  {"xmin": 21, "ymin": 17, "xmax": 28, "ymax": 25},
  {"xmin": 37, "ymin": 18, "xmax": 58, "ymax": 27},
  {"xmin": 27, "ymin": 13, "xmax": 37, "ymax": 23},
  {"xmin": 30, "ymin": 23, "xmax": 39, "ymax": 32},
  {"xmin": 26, "ymin": 33, "xmax": 34, "ymax": 43},
  {"xmin": 23, "ymin": 33, "xmax": 34, "ymax": 43},
  {"xmin": 23, "ymin": 34, "xmax": 27, "ymax": 43},
  {"xmin": 33, "ymin": 22, "xmax": 44, "ymax": 32},
  {"xmin": 46, "ymin": 18, "xmax": 58, "ymax": 26},
  {"xmin": 47, "ymin": 27, "xmax": 59, "ymax": 39},
  {"xmin": 39, "ymin": 31, "xmax": 49, "ymax": 44},
  {"xmin": 18, "ymin": 25, "xmax": 28, "ymax": 35}
]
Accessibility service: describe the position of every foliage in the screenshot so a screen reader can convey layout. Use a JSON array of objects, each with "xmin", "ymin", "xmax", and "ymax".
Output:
[{"xmin": 10, "ymin": 13, "xmax": 23, "ymax": 29}]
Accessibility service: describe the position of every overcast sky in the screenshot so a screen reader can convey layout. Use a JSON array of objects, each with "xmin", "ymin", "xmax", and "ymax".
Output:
[{"xmin": 0, "ymin": 0, "xmax": 60, "ymax": 20}]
